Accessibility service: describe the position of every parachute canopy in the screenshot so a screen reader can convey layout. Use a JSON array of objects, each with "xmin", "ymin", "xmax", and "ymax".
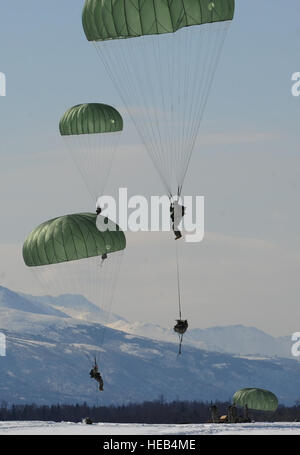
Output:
[
  {"xmin": 59, "ymin": 103, "xmax": 123, "ymax": 136},
  {"xmin": 82, "ymin": 0, "xmax": 235, "ymax": 41},
  {"xmin": 23, "ymin": 213, "xmax": 126, "ymax": 267},
  {"xmin": 233, "ymin": 388, "xmax": 279, "ymax": 412}
]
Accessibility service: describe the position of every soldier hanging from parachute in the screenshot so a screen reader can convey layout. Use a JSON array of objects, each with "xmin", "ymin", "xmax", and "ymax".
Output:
[
  {"xmin": 23, "ymin": 212, "xmax": 126, "ymax": 393},
  {"xmin": 90, "ymin": 358, "xmax": 104, "ymax": 391},
  {"xmin": 170, "ymin": 197, "xmax": 186, "ymax": 241}
]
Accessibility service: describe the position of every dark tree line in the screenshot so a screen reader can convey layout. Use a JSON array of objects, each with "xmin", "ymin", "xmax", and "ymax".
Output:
[{"xmin": 0, "ymin": 399, "xmax": 300, "ymax": 423}]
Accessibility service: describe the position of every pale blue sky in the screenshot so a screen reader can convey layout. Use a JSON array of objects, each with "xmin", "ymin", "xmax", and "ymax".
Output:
[{"xmin": 0, "ymin": 1, "xmax": 299, "ymax": 335}]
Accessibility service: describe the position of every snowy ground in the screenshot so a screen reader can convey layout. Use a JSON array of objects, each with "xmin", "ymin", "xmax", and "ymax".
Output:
[{"xmin": 0, "ymin": 421, "xmax": 300, "ymax": 435}]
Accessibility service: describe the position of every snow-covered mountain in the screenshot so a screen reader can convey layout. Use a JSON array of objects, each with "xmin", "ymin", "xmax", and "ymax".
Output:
[
  {"xmin": 0, "ymin": 285, "xmax": 299, "ymax": 406},
  {"xmin": 108, "ymin": 320, "xmax": 294, "ymax": 360},
  {"xmin": 25, "ymin": 292, "xmax": 125, "ymax": 325},
  {"xmin": 0, "ymin": 286, "xmax": 68, "ymax": 318},
  {"xmin": 186, "ymin": 326, "xmax": 292, "ymax": 359},
  {"xmin": 18, "ymin": 287, "xmax": 294, "ymax": 360}
]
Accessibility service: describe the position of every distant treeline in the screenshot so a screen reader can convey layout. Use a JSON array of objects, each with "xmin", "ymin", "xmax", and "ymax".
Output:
[{"xmin": 0, "ymin": 398, "xmax": 300, "ymax": 423}]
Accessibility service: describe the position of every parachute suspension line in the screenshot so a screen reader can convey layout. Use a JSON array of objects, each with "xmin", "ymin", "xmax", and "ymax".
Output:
[
  {"xmin": 94, "ymin": 43, "xmax": 173, "ymax": 197},
  {"xmin": 95, "ymin": 36, "xmax": 174, "ymax": 194},
  {"xmin": 176, "ymin": 241, "xmax": 182, "ymax": 321},
  {"xmin": 177, "ymin": 22, "xmax": 231, "ymax": 190},
  {"xmin": 63, "ymin": 132, "xmax": 121, "ymax": 203},
  {"xmin": 95, "ymin": 250, "xmax": 124, "ymax": 363},
  {"xmin": 178, "ymin": 335, "xmax": 183, "ymax": 357},
  {"xmin": 30, "ymin": 252, "xmax": 124, "ymax": 366},
  {"xmin": 94, "ymin": 21, "xmax": 231, "ymax": 196}
]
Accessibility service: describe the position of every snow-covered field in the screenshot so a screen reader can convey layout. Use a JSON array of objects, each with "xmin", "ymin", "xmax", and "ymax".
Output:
[{"xmin": 0, "ymin": 421, "xmax": 300, "ymax": 435}]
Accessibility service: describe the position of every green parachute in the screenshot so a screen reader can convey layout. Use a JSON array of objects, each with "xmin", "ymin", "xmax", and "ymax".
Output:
[
  {"xmin": 233, "ymin": 388, "xmax": 279, "ymax": 412},
  {"xmin": 59, "ymin": 103, "xmax": 123, "ymax": 136},
  {"xmin": 82, "ymin": 0, "xmax": 235, "ymax": 197},
  {"xmin": 59, "ymin": 104, "xmax": 123, "ymax": 202},
  {"xmin": 82, "ymin": 0, "xmax": 235, "ymax": 41},
  {"xmin": 23, "ymin": 213, "xmax": 126, "ymax": 316},
  {"xmin": 23, "ymin": 213, "xmax": 126, "ymax": 391},
  {"xmin": 23, "ymin": 213, "xmax": 126, "ymax": 267}
]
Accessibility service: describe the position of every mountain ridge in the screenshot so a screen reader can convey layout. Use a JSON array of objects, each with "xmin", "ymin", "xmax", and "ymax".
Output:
[{"xmin": 0, "ymin": 285, "xmax": 299, "ymax": 406}]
